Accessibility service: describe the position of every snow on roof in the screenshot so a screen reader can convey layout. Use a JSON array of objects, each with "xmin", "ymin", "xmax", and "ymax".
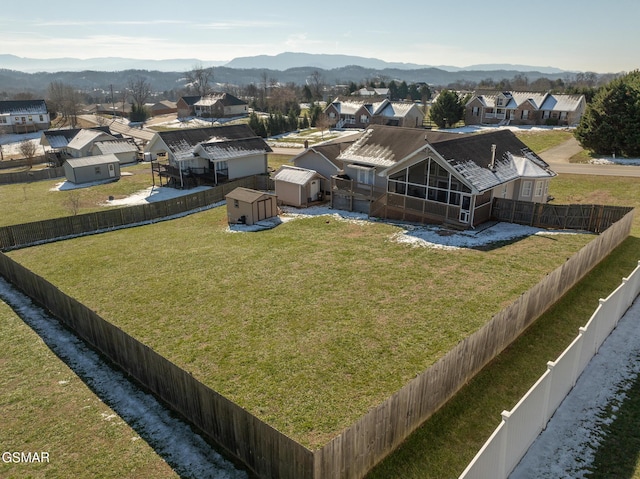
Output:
[
  {"xmin": 94, "ymin": 139, "xmax": 137, "ymax": 155},
  {"xmin": 65, "ymin": 154, "xmax": 119, "ymax": 168},
  {"xmin": 67, "ymin": 129, "xmax": 113, "ymax": 151},
  {"xmin": 0, "ymin": 99, "xmax": 47, "ymax": 115},
  {"xmin": 273, "ymin": 166, "xmax": 323, "ymax": 185}
]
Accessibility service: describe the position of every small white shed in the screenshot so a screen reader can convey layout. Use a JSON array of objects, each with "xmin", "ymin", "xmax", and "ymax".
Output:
[
  {"xmin": 273, "ymin": 165, "xmax": 327, "ymax": 207},
  {"xmin": 63, "ymin": 154, "xmax": 121, "ymax": 184}
]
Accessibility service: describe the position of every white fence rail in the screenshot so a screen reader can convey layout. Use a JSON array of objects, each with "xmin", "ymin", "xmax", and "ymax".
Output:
[{"xmin": 459, "ymin": 260, "xmax": 640, "ymax": 479}]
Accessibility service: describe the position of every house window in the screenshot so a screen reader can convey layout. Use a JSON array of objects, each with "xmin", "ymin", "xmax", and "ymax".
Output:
[
  {"xmin": 496, "ymin": 98, "xmax": 504, "ymax": 106},
  {"xmin": 522, "ymin": 180, "xmax": 532, "ymax": 197},
  {"xmin": 233, "ymin": 199, "xmax": 239, "ymax": 208},
  {"xmin": 535, "ymin": 181, "xmax": 543, "ymax": 197},
  {"xmin": 215, "ymin": 161, "xmax": 228, "ymax": 172},
  {"xmin": 521, "ymin": 110, "xmax": 529, "ymax": 120},
  {"xmin": 472, "ymin": 106, "xmax": 480, "ymax": 116},
  {"xmin": 28, "ymin": 116, "xmax": 32, "ymax": 122},
  {"xmin": 0, "ymin": 117, "xmax": 6, "ymax": 124},
  {"xmin": 360, "ymin": 114, "xmax": 369, "ymax": 123},
  {"xmin": 39, "ymin": 115, "xmax": 44, "ymax": 121},
  {"xmin": 329, "ymin": 112, "xmax": 335, "ymax": 119},
  {"xmin": 95, "ymin": 166, "xmax": 102, "ymax": 175}
]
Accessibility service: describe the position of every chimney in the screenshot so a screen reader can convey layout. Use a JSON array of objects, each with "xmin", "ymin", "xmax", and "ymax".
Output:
[{"xmin": 489, "ymin": 144, "xmax": 497, "ymax": 170}]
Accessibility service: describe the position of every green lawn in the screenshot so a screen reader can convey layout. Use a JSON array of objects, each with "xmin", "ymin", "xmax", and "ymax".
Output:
[
  {"xmin": 0, "ymin": 163, "xmax": 154, "ymax": 226},
  {"xmin": 0, "ymin": 300, "xmax": 178, "ymax": 479},
  {"xmin": 366, "ymin": 172, "xmax": 640, "ymax": 478},
  {"xmin": 513, "ymin": 128, "xmax": 575, "ymax": 153},
  {"xmin": 7, "ymin": 201, "xmax": 593, "ymax": 449}
]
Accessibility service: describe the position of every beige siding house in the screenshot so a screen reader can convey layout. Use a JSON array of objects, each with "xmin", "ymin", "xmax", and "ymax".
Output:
[
  {"xmin": 226, "ymin": 187, "xmax": 278, "ymax": 225},
  {"xmin": 465, "ymin": 91, "xmax": 586, "ymax": 126}
]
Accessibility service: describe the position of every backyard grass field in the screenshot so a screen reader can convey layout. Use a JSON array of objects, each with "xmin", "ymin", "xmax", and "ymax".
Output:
[
  {"xmin": 6, "ymin": 193, "xmax": 596, "ymax": 449},
  {"xmin": 0, "ymin": 299, "xmax": 179, "ymax": 479}
]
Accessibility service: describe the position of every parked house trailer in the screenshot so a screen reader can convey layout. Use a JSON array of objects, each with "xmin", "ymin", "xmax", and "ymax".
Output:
[
  {"xmin": 225, "ymin": 187, "xmax": 278, "ymax": 225},
  {"xmin": 63, "ymin": 154, "xmax": 121, "ymax": 184}
]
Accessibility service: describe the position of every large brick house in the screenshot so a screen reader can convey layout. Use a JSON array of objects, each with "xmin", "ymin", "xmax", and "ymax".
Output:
[{"xmin": 465, "ymin": 91, "xmax": 586, "ymax": 126}]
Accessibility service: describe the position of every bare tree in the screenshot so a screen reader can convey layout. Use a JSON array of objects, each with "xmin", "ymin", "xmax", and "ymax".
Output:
[
  {"xmin": 309, "ymin": 70, "xmax": 325, "ymax": 100},
  {"xmin": 65, "ymin": 191, "xmax": 81, "ymax": 216},
  {"xmin": 186, "ymin": 64, "xmax": 215, "ymax": 97},
  {"xmin": 19, "ymin": 140, "xmax": 37, "ymax": 168},
  {"xmin": 316, "ymin": 113, "xmax": 332, "ymax": 139},
  {"xmin": 127, "ymin": 76, "xmax": 152, "ymax": 109},
  {"xmin": 47, "ymin": 81, "xmax": 82, "ymax": 127}
]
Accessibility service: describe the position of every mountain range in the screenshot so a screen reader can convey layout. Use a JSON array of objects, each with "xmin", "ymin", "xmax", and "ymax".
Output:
[{"xmin": 0, "ymin": 52, "xmax": 569, "ymax": 75}]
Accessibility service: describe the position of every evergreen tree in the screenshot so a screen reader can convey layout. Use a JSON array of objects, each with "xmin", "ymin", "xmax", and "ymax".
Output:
[
  {"xmin": 429, "ymin": 89, "xmax": 465, "ymax": 128},
  {"xmin": 575, "ymin": 70, "xmax": 640, "ymax": 157},
  {"xmin": 397, "ymin": 81, "xmax": 409, "ymax": 100}
]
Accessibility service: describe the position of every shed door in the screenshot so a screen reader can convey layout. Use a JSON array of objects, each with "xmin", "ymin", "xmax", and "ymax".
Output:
[
  {"xmin": 108, "ymin": 163, "xmax": 116, "ymax": 178},
  {"xmin": 310, "ymin": 180, "xmax": 320, "ymax": 201}
]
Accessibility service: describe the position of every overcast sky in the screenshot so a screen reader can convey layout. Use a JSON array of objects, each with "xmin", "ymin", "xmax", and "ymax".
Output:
[{"xmin": 1, "ymin": 0, "xmax": 637, "ymax": 73}]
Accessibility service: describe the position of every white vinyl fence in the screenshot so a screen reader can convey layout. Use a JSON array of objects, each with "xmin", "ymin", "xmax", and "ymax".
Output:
[{"xmin": 459, "ymin": 260, "xmax": 640, "ymax": 479}]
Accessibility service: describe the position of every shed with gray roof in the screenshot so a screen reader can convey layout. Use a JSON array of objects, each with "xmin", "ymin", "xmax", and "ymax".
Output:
[
  {"xmin": 63, "ymin": 154, "xmax": 121, "ymax": 184},
  {"xmin": 273, "ymin": 165, "xmax": 327, "ymax": 207}
]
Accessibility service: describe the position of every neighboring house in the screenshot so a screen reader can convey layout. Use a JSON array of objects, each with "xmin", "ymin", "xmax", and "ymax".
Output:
[
  {"xmin": 291, "ymin": 134, "xmax": 359, "ymax": 196},
  {"xmin": 91, "ymin": 138, "xmax": 139, "ymax": 165},
  {"xmin": 144, "ymin": 124, "xmax": 272, "ymax": 188},
  {"xmin": 225, "ymin": 187, "xmax": 278, "ymax": 225},
  {"xmin": 92, "ymin": 102, "xmax": 132, "ymax": 118},
  {"xmin": 465, "ymin": 91, "xmax": 586, "ymax": 126},
  {"xmin": 176, "ymin": 93, "xmax": 248, "ymax": 119},
  {"xmin": 66, "ymin": 129, "xmax": 118, "ymax": 158},
  {"xmin": 40, "ymin": 127, "xmax": 117, "ymax": 165},
  {"xmin": 149, "ymin": 100, "xmax": 178, "ymax": 116},
  {"xmin": 299, "ymin": 124, "xmax": 555, "ymax": 228},
  {"xmin": 273, "ymin": 165, "xmax": 327, "ymax": 207},
  {"xmin": 353, "ymin": 87, "xmax": 390, "ymax": 98},
  {"xmin": 63, "ymin": 154, "xmax": 121, "ymax": 184},
  {"xmin": 324, "ymin": 98, "xmax": 424, "ymax": 129},
  {"xmin": 0, "ymin": 100, "xmax": 50, "ymax": 134}
]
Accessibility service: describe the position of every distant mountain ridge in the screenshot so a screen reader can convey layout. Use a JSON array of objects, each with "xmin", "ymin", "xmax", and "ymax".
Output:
[
  {"xmin": 0, "ymin": 54, "xmax": 224, "ymax": 73},
  {"xmin": 0, "ymin": 52, "xmax": 569, "ymax": 75},
  {"xmin": 223, "ymin": 52, "xmax": 569, "ymax": 74}
]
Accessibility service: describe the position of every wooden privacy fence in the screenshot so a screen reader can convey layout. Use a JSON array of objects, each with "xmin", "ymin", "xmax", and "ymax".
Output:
[
  {"xmin": 492, "ymin": 198, "xmax": 633, "ymax": 233},
  {"xmin": 0, "ymin": 166, "xmax": 64, "ymax": 185},
  {"xmin": 0, "ymin": 252, "xmax": 314, "ymax": 478},
  {"xmin": 312, "ymin": 209, "xmax": 634, "ymax": 478},
  {"xmin": 459, "ymin": 260, "xmax": 640, "ymax": 479},
  {"xmin": 0, "ymin": 195, "xmax": 633, "ymax": 477},
  {"xmin": 0, "ymin": 176, "xmax": 261, "ymax": 250}
]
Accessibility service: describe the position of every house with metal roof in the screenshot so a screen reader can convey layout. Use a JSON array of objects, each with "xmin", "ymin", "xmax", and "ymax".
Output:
[
  {"xmin": 66, "ymin": 129, "xmax": 118, "ymax": 158},
  {"xmin": 465, "ymin": 91, "xmax": 586, "ymax": 126},
  {"xmin": 273, "ymin": 165, "xmax": 327, "ymax": 207},
  {"xmin": 324, "ymin": 97, "xmax": 424, "ymax": 129},
  {"xmin": 91, "ymin": 138, "xmax": 139, "ymax": 165},
  {"xmin": 144, "ymin": 124, "xmax": 271, "ymax": 188},
  {"xmin": 40, "ymin": 127, "xmax": 118, "ymax": 165},
  {"xmin": 0, "ymin": 100, "xmax": 50, "ymax": 134},
  {"xmin": 311, "ymin": 125, "xmax": 555, "ymax": 228},
  {"xmin": 63, "ymin": 154, "xmax": 121, "ymax": 184}
]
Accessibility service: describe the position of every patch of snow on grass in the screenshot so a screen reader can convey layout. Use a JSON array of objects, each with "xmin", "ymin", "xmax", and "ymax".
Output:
[
  {"xmin": 0, "ymin": 277, "xmax": 248, "ymax": 479},
  {"xmin": 510, "ymin": 298, "xmax": 640, "ymax": 478}
]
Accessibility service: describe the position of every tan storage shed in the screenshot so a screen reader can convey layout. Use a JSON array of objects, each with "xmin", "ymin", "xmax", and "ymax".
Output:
[{"xmin": 225, "ymin": 187, "xmax": 278, "ymax": 226}]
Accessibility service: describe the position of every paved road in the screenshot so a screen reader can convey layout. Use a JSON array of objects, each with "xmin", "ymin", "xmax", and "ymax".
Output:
[{"xmin": 540, "ymin": 137, "xmax": 640, "ymax": 177}]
